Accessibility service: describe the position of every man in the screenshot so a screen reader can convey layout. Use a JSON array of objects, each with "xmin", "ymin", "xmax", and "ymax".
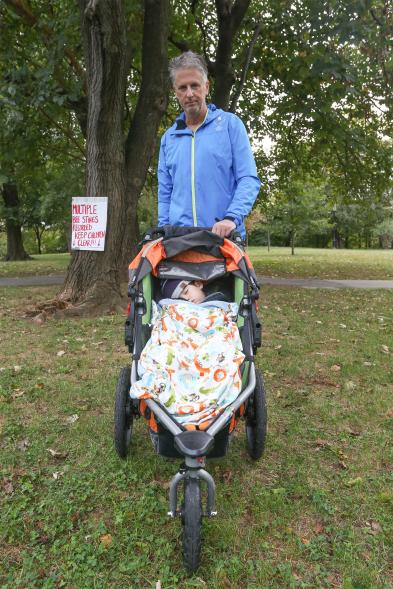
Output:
[{"xmin": 157, "ymin": 51, "xmax": 261, "ymax": 239}]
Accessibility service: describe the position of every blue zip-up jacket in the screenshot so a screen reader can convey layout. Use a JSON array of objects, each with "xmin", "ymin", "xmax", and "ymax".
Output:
[{"xmin": 157, "ymin": 104, "xmax": 261, "ymax": 238}]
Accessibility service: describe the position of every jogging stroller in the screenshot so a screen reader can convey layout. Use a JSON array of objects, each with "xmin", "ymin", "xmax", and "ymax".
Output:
[{"xmin": 114, "ymin": 226, "xmax": 267, "ymax": 572}]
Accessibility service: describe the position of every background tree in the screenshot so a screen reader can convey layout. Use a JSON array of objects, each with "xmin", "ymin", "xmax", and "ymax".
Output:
[{"xmin": 2, "ymin": 0, "xmax": 393, "ymax": 312}]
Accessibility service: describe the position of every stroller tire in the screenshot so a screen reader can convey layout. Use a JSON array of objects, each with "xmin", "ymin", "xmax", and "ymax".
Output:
[
  {"xmin": 182, "ymin": 477, "xmax": 202, "ymax": 573},
  {"xmin": 114, "ymin": 367, "xmax": 133, "ymax": 459},
  {"xmin": 246, "ymin": 368, "xmax": 267, "ymax": 460}
]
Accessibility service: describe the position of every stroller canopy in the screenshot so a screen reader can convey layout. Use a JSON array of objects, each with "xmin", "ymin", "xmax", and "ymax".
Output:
[{"xmin": 128, "ymin": 226, "xmax": 259, "ymax": 293}]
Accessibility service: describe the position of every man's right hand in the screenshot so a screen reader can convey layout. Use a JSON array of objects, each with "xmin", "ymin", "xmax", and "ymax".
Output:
[{"xmin": 211, "ymin": 219, "xmax": 236, "ymax": 238}]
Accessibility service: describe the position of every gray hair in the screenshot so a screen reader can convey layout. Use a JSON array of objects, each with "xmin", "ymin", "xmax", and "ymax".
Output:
[{"xmin": 169, "ymin": 51, "xmax": 208, "ymax": 86}]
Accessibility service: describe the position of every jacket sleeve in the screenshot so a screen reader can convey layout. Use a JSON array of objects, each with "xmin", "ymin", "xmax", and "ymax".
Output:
[
  {"xmin": 157, "ymin": 134, "xmax": 172, "ymax": 226},
  {"xmin": 224, "ymin": 115, "xmax": 261, "ymax": 227}
]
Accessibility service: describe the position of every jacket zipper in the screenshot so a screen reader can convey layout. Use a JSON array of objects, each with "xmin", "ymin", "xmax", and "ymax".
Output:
[{"xmin": 190, "ymin": 111, "xmax": 208, "ymax": 226}]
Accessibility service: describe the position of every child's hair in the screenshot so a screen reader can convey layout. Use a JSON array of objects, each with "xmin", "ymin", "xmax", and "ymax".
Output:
[{"xmin": 161, "ymin": 278, "xmax": 191, "ymax": 299}]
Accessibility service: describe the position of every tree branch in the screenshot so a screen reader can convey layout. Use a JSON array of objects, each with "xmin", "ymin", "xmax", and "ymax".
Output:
[
  {"xmin": 231, "ymin": 0, "xmax": 252, "ymax": 35},
  {"xmin": 168, "ymin": 35, "xmax": 191, "ymax": 52},
  {"xmin": 38, "ymin": 107, "xmax": 86, "ymax": 157},
  {"xmin": 370, "ymin": 8, "xmax": 384, "ymax": 28},
  {"xmin": 229, "ymin": 19, "xmax": 262, "ymax": 112},
  {"xmin": 4, "ymin": 0, "xmax": 86, "ymax": 84}
]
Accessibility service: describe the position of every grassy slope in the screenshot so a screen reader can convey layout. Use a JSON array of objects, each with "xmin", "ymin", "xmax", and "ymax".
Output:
[
  {"xmin": 0, "ymin": 285, "xmax": 392, "ymax": 588},
  {"xmin": 1, "ymin": 248, "xmax": 393, "ymax": 281},
  {"xmin": 0, "ymin": 254, "xmax": 70, "ymax": 278}
]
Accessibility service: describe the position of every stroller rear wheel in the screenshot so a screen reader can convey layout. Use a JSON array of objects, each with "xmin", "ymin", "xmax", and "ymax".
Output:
[
  {"xmin": 114, "ymin": 367, "xmax": 133, "ymax": 458},
  {"xmin": 182, "ymin": 477, "xmax": 202, "ymax": 572},
  {"xmin": 245, "ymin": 368, "xmax": 267, "ymax": 459}
]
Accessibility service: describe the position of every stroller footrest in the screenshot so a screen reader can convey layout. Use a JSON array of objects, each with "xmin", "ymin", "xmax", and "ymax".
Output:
[{"xmin": 174, "ymin": 431, "xmax": 214, "ymax": 457}]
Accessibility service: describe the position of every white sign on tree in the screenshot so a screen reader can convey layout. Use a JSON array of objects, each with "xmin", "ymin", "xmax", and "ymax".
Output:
[{"xmin": 71, "ymin": 197, "xmax": 108, "ymax": 251}]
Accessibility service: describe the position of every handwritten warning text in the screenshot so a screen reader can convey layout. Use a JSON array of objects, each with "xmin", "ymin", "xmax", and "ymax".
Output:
[{"xmin": 71, "ymin": 197, "xmax": 108, "ymax": 251}]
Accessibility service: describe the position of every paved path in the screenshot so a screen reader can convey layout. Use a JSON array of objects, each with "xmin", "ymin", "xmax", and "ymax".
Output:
[
  {"xmin": 258, "ymin": 276, "xmax": 393, "ymax": 289},
  {"xmin": 1, "ymin": 273, "xmax": 393, "ymax": 289}
]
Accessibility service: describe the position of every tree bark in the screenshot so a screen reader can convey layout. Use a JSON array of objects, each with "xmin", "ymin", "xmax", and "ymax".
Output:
[
  {"xmin": 56, "ymin": 0, "xmax": 169, "ymax": 314},
  {"xmin": 58, "ymin": 0, "xmax": 130, "ymax": 312},
  {"xmin": 212, "ymin": 0, "xmax": 251, "ymax": 110},
  {"xmin": 2, "ymin": 183, "xmax": 31, "ymax": 261},
  {"xmin": 122, "ymin": 0, "xmax": 169, "ymax": 267}
]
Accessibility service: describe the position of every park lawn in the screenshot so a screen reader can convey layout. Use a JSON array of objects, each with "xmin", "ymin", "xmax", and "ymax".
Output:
[
  {"xmin": 0, "ymin": 253, "xmax": 71, "ymax": 278},
  {"xmin": 2, "ymin": 248, "xmax": 393, "ymax": 282},
  {"xmin": 248, "ymin": 247, "xmax": 393, "ymax": 280},
  {"xmin": 0, "ymin": 285, "xmax": 392, "ymax": 589}
]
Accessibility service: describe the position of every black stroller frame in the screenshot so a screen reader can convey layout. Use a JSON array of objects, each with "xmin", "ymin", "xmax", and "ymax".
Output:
[{"xmin": 114, "ymin": 226, "xmax": 266, "ymax": 572}]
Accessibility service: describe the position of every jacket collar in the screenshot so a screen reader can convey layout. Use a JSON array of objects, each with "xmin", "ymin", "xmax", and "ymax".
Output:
[{"xmin": 171, "ymin": 104, "xmax": 220, "ymax": 134}]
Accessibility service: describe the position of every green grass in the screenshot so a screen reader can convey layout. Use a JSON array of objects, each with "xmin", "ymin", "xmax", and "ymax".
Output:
[
  {"xmin": 248, "ymin": 247, "xmax": 393, "ymax": 280},
  {"xmin": 0, "ymin": 254, "xmax": 70, "ymax": 278},
  {"xmin": 0, "ymin": 285, "xmax": 392, "ymax": 588},
  {"xmin": 2, "ymin": 248, "xmax": 393, "ymax": 281}
]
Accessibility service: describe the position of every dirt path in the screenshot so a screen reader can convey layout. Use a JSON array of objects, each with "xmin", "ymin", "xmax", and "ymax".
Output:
[{"xmin": 1, "ymin": 274, "xmax": 393, "ymax": 289}]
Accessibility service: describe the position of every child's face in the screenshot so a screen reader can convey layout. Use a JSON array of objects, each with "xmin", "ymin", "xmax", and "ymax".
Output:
[{"xmin": 180, "ymin": 281, "xmax": 205, "ymax": 304}]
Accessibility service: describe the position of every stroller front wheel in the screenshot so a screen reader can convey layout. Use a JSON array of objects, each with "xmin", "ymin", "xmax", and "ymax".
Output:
[
  {"xmin": 245, "ymin": 368, "xmax": 267, "ymax": 460},
  {"xmin": 114, "ymin": 367, "xmax": 133, "ymax": 459},
  {"xmin": 182, "ymin": 477, "xmax": 202, "ymax": 573}
]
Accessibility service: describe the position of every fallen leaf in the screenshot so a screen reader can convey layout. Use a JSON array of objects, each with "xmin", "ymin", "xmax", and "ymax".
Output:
[
  {"xmin": 385, "ymin": 408, "xmax": 393, "ymax": 418},
  {"xmin": 275, "ymin": 345, "xmax": 282, "ymax": 350},
  {"xmin": 64, "ymin": 414, "xmax": 79, "ymax": 425},
  {"xmin": 315, "ymin": 320, "xmax": 323, "ymax": 324},
  {"xmin": 16, "ymin": 439, "xmax": 29, "ymax": 451},
  {"xmin": 222, "ymin": 470, "xmax": 233, "ymax": 484},
  {"xmin": 347, "ymin": 427, "xmax": 361, "ymax": 436},
  {"xmin": 338, "ymin": 461, "xmax": 348, "ymax": 470},
  {"xmin": 13, "ymin": 365, "xmax": 22, "ymax": 373},
  {"xmin": 346, "ymin": 477, "xmax": 362, "ymax": 487},
  {"xmin": 57, "ymin": 350, "xmax": 66, "ymax": 357},
  {"xmin": 331, "ymin": 364, "xmax": 341, "ymax": 372},
  {"xmin": 344, "ymin": 381, "xmax": 356, "ymax": 391},
  {"xmin": 156, "ymin": 582, "xmax": 162, "ymax": 589},
  {"xmin": 301, "ymin": 537, "xmax": 310, "ymax": 545},
  {"xmin": 314, "ymin": 520, "xmax": 324, "ymax": 534},
  {"xmin": 2, "ymin": 478, "xmax": 14, "ymax": 494},
  {"xmin": 52, "ymin": 471, "xmax": 64, "ymax": 480},
  {"xmin": 315, "ymin": 438, "xmax": 331, "ymax": 448},
  {"xmin": 363, "ymin": 361, "xmax": 373, "ymax": 366},
  {"xmin": 11, "ymin": 389, "xmax": 25, "ymax": 399},
  {"xmin": 339, "ymin": 324, "xmax": 347, "ymax": 328},
  {"xmin": 365, "ymin": 520, "xmax": 382, "ymax": 535},
  {"xmin": 381, "ymin": 345, "xmax": 389, "ymax": 354},
  {"xmin": 361, "ymin": 550, "xmax": 371, "ymax": 561},
  {"xmin": 47, "ymin": 448, "xmax": 69, "ymax": 460},
  {"xmin": 35, "ymin": 383, "xmax": 45, "ymax": 389},
  {"xmin": 100, "ymin": 533, "xmax": 113, "ymax": 548}
]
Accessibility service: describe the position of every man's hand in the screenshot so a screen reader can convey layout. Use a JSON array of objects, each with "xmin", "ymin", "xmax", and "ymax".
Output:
[{"xmin": 211, "ymin": 219, "xmax": 236, "ymax": 238}]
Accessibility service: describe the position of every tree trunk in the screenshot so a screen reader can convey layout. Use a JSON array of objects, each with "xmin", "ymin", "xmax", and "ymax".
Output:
[
  {"xmin": 122, "ymin": 0, "xmax": 169, "ymax": 267},
  {"xmin": 212, "ymin": 0, "xmax": 251, "ymax": 110},
  {"xmin": 290, "ymin": 229, "xmax": 295, "ymax": 255},
  {"xmin": 2, "ymin": 183, "xmax": 31, "ymax": 261},
  {"xmin": 58, "ymin": 0, "xmax": 130, "ymax": 313},
  {"xmin": 56, "ymin": 0, "xmax": 169, "ymax": 314},
  {"xmin": 34, "ymin": 225, "xmax": 43, "ymax": 254},
  {"xmin": 267, "ymin": 227, "xmax": 271, "ymax": 251}
]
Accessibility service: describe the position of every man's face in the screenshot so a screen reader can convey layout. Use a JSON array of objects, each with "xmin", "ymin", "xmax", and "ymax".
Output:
[{"xmin": 174, "ymin": 68, "xmax": 209, "ymax": 119}]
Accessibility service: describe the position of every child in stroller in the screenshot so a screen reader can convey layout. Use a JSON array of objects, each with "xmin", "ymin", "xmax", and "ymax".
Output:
[{"xmin": 114, "ymin": 226, "xmax": 267, "ymax": 572}]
